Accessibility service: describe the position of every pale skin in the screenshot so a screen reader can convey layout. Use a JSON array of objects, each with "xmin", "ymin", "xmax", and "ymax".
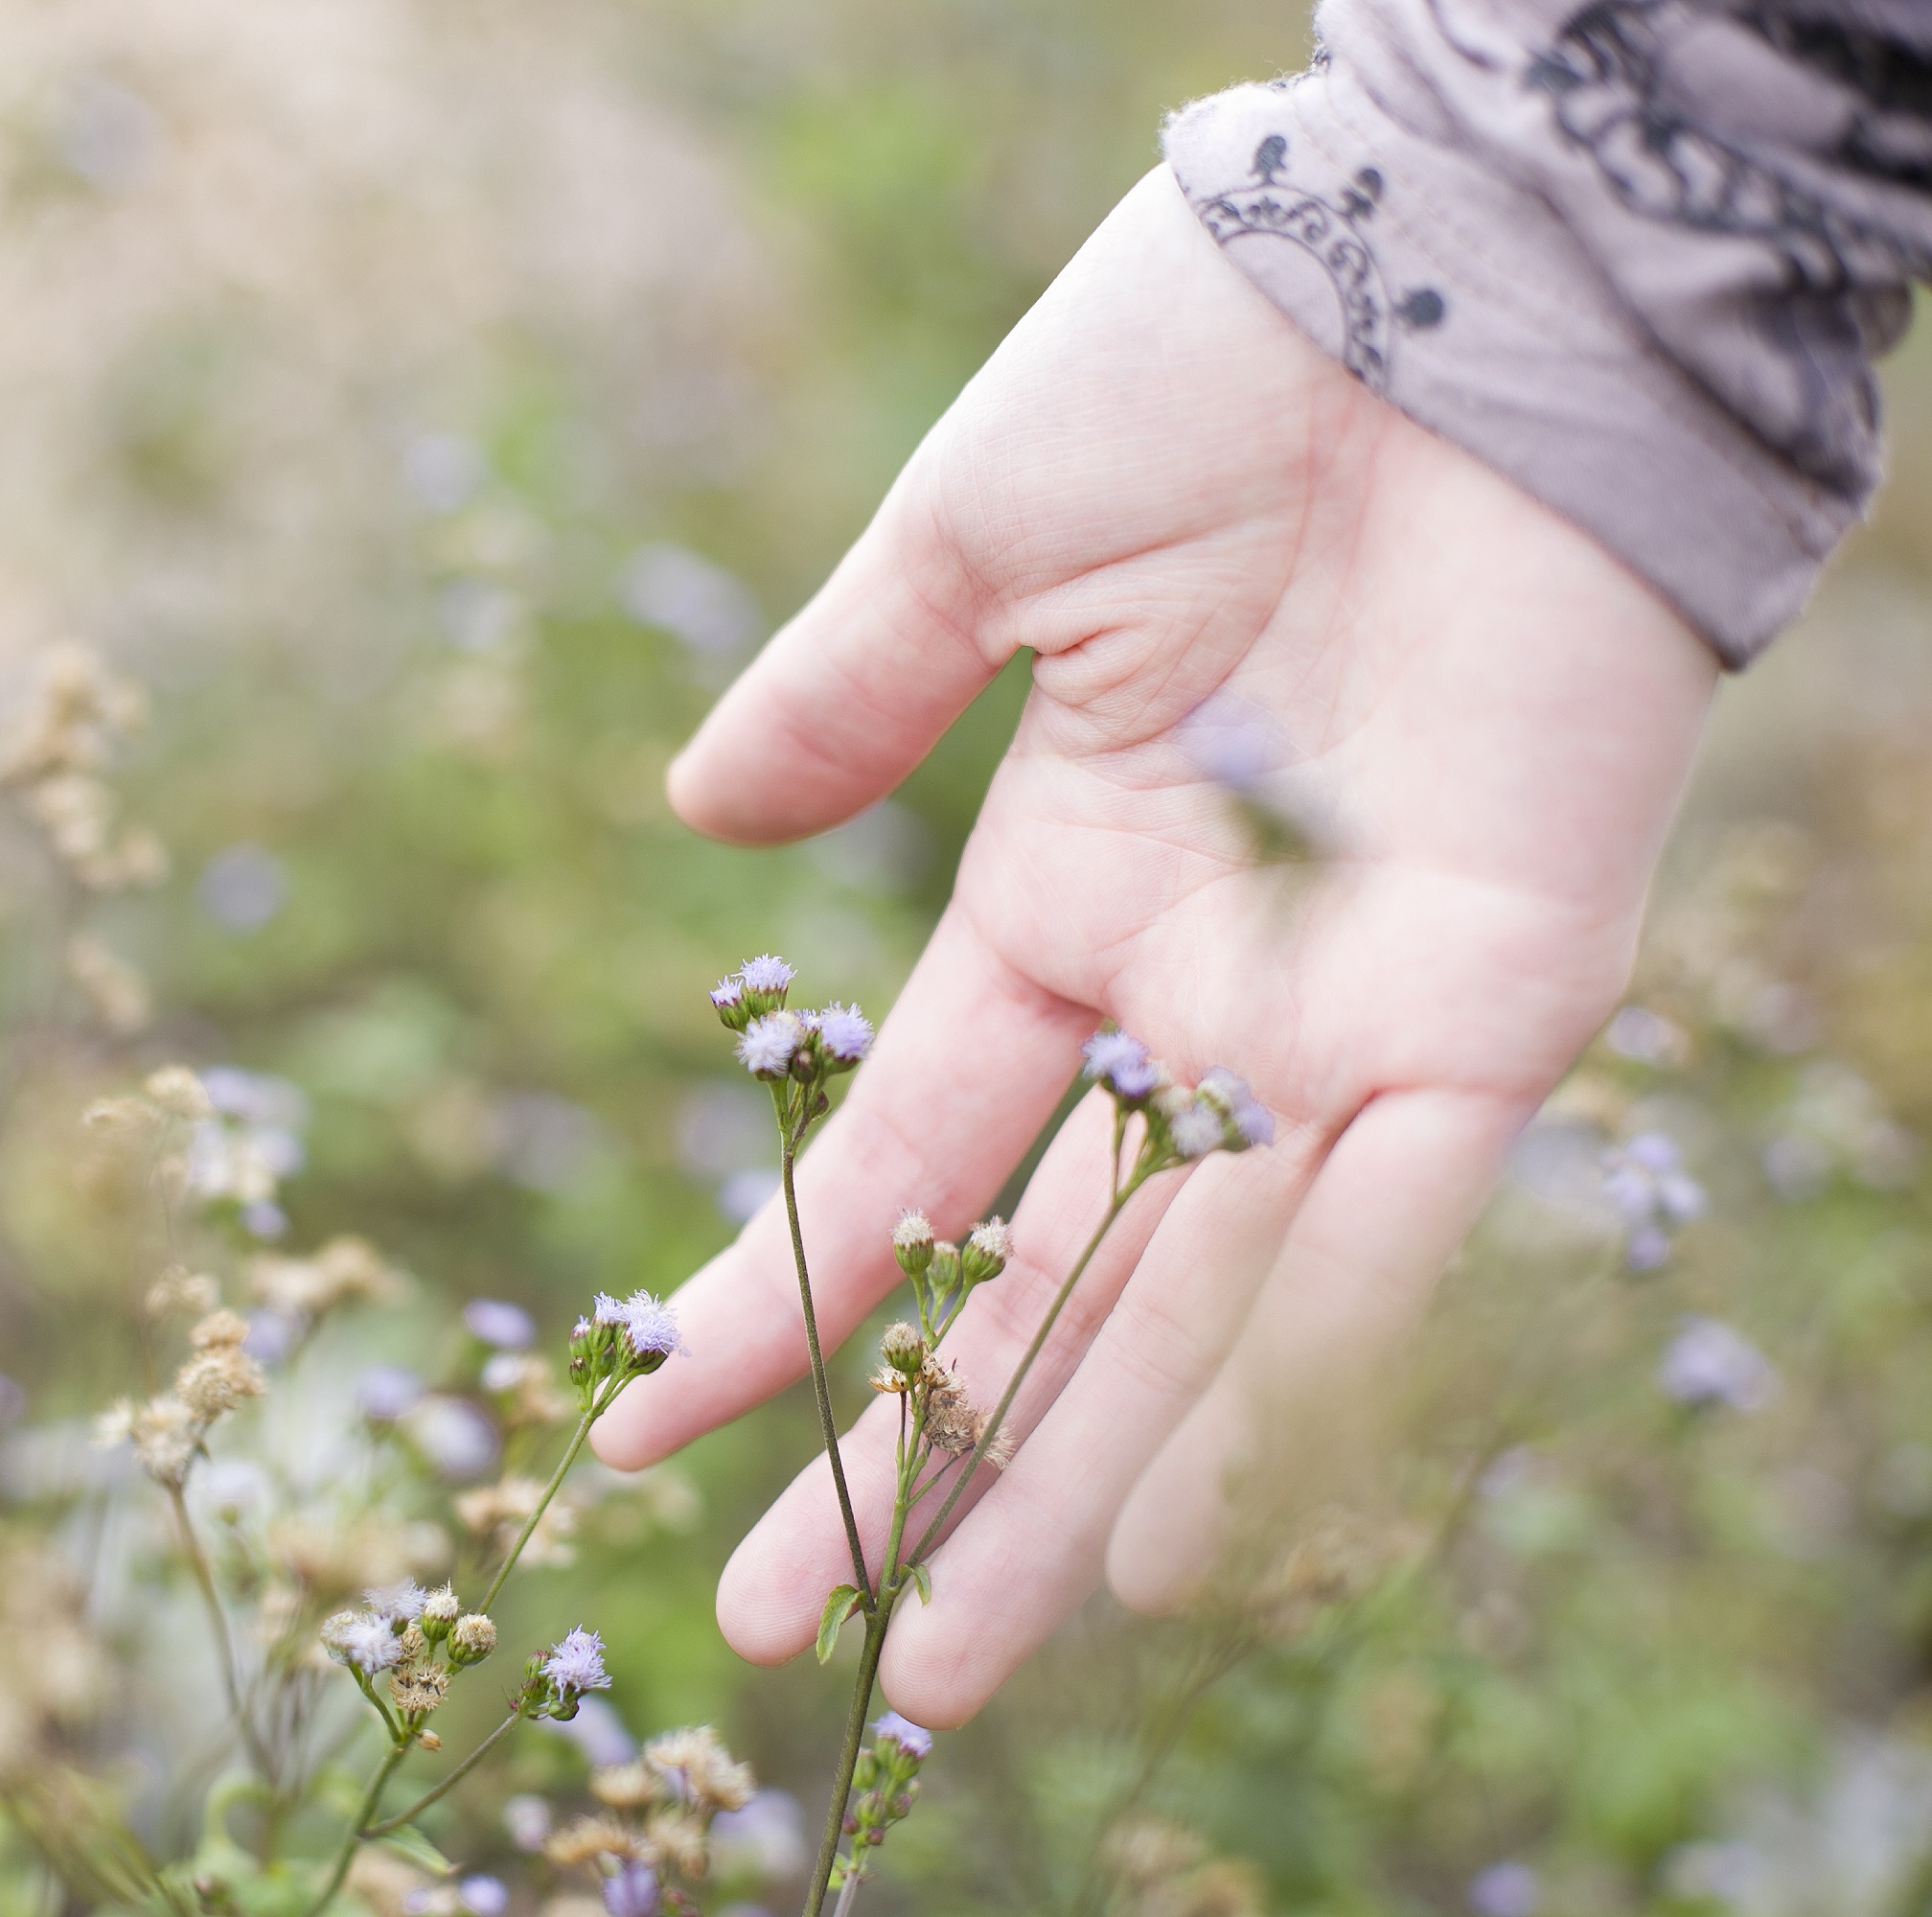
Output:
[{"xmin": 592, "ymin": 167, "xmax": 1717, "ymax": 1724}]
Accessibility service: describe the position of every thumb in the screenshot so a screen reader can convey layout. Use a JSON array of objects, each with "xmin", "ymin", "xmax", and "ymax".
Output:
[{"xmin": 667, "ymin": 460, "xmax": 1002, "ymax": 845}]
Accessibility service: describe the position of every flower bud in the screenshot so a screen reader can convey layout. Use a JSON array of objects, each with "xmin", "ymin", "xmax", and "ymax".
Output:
[
  {"xmin": 450, "ymin": 1612, "xmax": 498, "ymax": 1666},
  {"xmin": 891, "ymin": 1210, "xmax": 934, "ymax": 1281},
  {"xmin": 928, "ymin": 1242, "xmax": 962, "ymax": 1296},
  {"xmin": 880, "ymin": 1321, "xmax": 924, "ymax": 1376},
  {"xmin": 419, "ymin": 1730, "xmax": 444, "ymax": 1753},
  {"xmin": 708, "ymin": 976, "xmax": 752, "ymax": 1032},
  {"xmin": 420, "ymin": 1585, "xmax": 461, "ymax": 1642},
  {"xmin": 960, "ymin": 1217, "xmax": 1012, "ymax": 1287}
]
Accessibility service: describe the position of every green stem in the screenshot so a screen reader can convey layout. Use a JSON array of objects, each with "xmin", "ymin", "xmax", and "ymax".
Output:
[
  {"xmin": 908, "ymin": 1184, "xmax": 1137, "ymax": 1567},
  {"xmin": 303, "ymin": 1742, "xmax": 406, "ymax": 1917},
  {"xmin": 167, "ymin": 1480, "xmax": 277, "ymax": 1784},
  {"xmin": 362, "ymin": 1712, "xmax": 522, "ymax": 1837},
  {"xmin": 781, "ymin": 1123, "xmax": 874, "ymax": 1613},
  {"xmin": 802, "ymin": 1603, "xmax": 891, "ymax": 1917},
  {"xmin": 479, "ymin": 1400, "xmax": 598, "ymax": 1615}
]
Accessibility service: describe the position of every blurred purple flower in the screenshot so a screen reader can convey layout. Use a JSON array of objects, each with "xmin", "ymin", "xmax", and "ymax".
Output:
[
  {"xmin": 357, "ymin": 1366, "xmax": 425, "ymax": 1423},
  {"xmin": 1082, "ymin": 1029, "xmax": 1159, "ymax": 1100},
  {"xmin": 463, "ymin": 1298, "xmax": 536, "ymax": 1350},
  {"xmin": 602, "ymin": 1860, "xmax": 658, "ymax": 1917},
  {"xmin": 459, "ymin": 1878, "xmax": 509, "ymax": 1917},
  {"xmin": 1658, "ymin": 1317, "xmax": 1778, "ymax": 1413},
  {"xmin": 1468, "ymin": 1860, "xmax": 1541, "ymax": 1917}
]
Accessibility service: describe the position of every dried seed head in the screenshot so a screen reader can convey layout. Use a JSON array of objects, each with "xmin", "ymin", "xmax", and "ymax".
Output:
[
  {"xmin": 143, "ymin": 1066, "xmax": 214, "ymax": 1121},
  {"xmin": 190, "ymin": 1308, "xmax": 252, "ymax": 1351},
  {"xmin": 589, "ymin": 1758, "xmax": 666, "ymax": 1811},
  {"xmin": 646, "ymin": 1723, "xmax": 755, "ymax": 1813},
  {"xmin": 145, "ymin": 1268, "xmax": 221, "ymax": 1320},
  {"xmin": 175, "ymin": 1346, "xmax": 266, "ymax": 1422},
  {"xmin": 390, "ymin": 1662, "xmax": 451, "ymax": 1716}
]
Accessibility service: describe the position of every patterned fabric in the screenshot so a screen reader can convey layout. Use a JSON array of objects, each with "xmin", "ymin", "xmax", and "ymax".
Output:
[{"xmin": 1163, "ymin": 0, "xmax": 1932, "ymax": 663}]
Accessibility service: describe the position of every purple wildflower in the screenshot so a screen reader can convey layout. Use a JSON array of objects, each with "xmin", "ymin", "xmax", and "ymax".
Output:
[
  {"xmin": 356, "ymin": 1364, "xmax": 424, "ymax": 1422},
  {"xmin": 463, "ymin": 1298, "xmax": 536, "ymax": 1350},
  {"xmin": 709, "ymin": 976, "xmax": 744, "ymax": 1008},
  {"xmin": 1658, "ymin": 1317, "xmax": 1778, "ymax": 1413},
  {"xmin": 737, "ymin": 954, "xmax": 795, "ymax": 995},
  {"xmin": 1199, "ymin": 1066, "xmax": 1275, "ymax": 1147},
  {"xmin": 597, "ymin": 1289, "xmax": 684, "ymax": 1361},
  {"xmin": 1082, "ymin": 1029, "xmax": 1160, "ymax": 1099},
  {"xmin": 737, "ymin": 1010, "xmax": 803, "ymax": 1077},
  {"xmin": 543, "ymin": 1626, "xmax": 611, "ymax": 1695},
  {"xmin": 601, "ymin": 1861, "xmax": 658, "ymax": 1917},
  {"xmin": 871, "ymin": 1710, "xmax": 932, "ymax": 1760},
  {"xmin": 459, "ymin": 1879, "xmax": 509, "ymax": 1917},
  {"xmin": 815, "ymin": 1002, "xmax": 874, "ymax": 1063},
  {"xmin": 1169, "ymin": 1099, "xmax": 1226, "ymax": 1160},
  {"xmin": 1467, "ymin": 1860, "xmax": 1541, "ymax": 1917}
]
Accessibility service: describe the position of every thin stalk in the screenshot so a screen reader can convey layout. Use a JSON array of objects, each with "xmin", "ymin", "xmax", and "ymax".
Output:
[
  {"xmin": 781, "ymin": 1123, "xmax": 873, "ymax": 1613},
  {"xmin": 303, "ymin": 1741, "xmax": 406, "ymax": 1917},
  {"xmin": 803, "ymin": 1601, "xmax": 890, "ymax": 1917},
  {"xmin": 833, "ymin": 1865, "xmax": 863, "ymax": 1917},
  {"xmin": 362, "ymin": 1712, "xmax": 520, "ymax": 1837},
  {"xmin": 908, "ymin": 1184, "xmax": 1137, "ymax": 1567},
  {"xmin": 167, "ymin": 1481, "xmax": 276, "ymax": 1783},
  {"xmin": 479, "ymin": 1399, "xmax": 598, "ymax": 1614}
]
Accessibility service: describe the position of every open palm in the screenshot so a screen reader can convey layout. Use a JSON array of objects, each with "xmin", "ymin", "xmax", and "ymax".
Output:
[{"xmin": 593, "ymin": 169, "xmax": 1714, "ymax": 1724}]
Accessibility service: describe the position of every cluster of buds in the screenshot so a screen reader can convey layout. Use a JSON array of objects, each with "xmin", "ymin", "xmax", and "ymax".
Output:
[
  {"xmin": 830, "ymin": 1713, "xmax": 932, "ymax": 1892},
  {"xmin": 321, "ymin": 1581, "xmax": 497, "ymax": 1741},
  {"xmin": 0, "ymin": 642, "xmax": 168, "ymax": 894},
  {"xmin": 95, "ymin": 1301, "xmax": 266, "ymax": 1487},
  {"xmin": 1081, "ymin": 1029, "xmax": 1275, "ymax": 1167},
  {"xmin": 710, "ymin": 954, "xmax": 876, "ymax": 1091},
  {"xmin": 569, "ymin": 1289, "xmax": 685, "ymax": 1408},
  {"xmin": 889, "ymin": 1208, "xmax": 1012, "ymax": 1344}
]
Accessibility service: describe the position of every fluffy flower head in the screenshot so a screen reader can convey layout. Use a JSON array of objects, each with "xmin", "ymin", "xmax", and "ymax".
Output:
[
  {"xmin": 365, "ymin": 1579, "xmax": 429, "ymax": 1623},
  {"xmin": 1198, "ymin": 1067, "xmax": 1275, "ymax": 1147},
  {"xmin": 736, "ymin": 1009, "xmax": 802, "ymax": 1077},
  {"xmin": 323, "ymin": 1609, "xmax": 404, "ymax": 1674},
  {"xmin": 593, "ymin": 1290, "xmax": 685, "ymax": 1361},
  {"xmin": 814, "ymin": 1002, "xmax": 874, "ymax": 1063},
  {"xmin": 544, "ymin": 1625, "xmax": 611, "ymax": 1695},
  {"xmin": 893, "ymin": 1209, "xmax": 933, "ymax": 1252},
  {"xmin": 1082, "ymin": 1028, "xmax": 1160, "ymax": 1099},
  {"xmin": 737, "ymin": 954, "xmax": 795, "ymax": 995}
]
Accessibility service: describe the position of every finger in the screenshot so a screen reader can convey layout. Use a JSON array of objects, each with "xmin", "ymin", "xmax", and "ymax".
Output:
[
  {"xmin": 667, "ymin": 463, "xmax": 999, "ymax": 844},
  {"xmin": 710, "ymin": 1087, "xmax": 1179, "ymax": 1666},
  {"xmin": 1105, "ymin": 1086, "xmax": 1530, "ymax": 1615},
  {"xmin": 873, "ymin": 1133, "xmax": 1321, "ymax": 1725},
  {"xmin": 589, "ymin": 908, "xmax": 1091, "ymax": 1471}
]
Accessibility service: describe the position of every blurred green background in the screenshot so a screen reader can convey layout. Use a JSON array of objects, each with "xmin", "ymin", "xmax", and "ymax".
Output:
[{"xmin": 6, "ymin": 1, "xmax": 1932, "ymax": 1912}]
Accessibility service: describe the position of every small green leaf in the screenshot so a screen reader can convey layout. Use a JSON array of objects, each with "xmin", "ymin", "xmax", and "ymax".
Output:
[
  {"xmin": 379, "ymin": 1827, "xmax": 455, "ymax": 1878},
  {"xmin": 816, "ymin": 1583, "xmax": 862, "ymax": 1664},
  {"xmin": 908, "ymin": 1561, "xmax": 932, "ymax": 1605}
]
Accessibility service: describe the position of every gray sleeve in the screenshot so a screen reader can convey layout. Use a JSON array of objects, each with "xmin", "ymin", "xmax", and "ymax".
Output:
[{"xmin": 1162, "ymin": 0, "xmax": 1932, "ymax": 665}]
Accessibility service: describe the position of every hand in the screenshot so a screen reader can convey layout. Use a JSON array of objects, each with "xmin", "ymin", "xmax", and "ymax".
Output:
[{"xmin": 592, "ymin": 166, "xmax": 1715, "ymax": 1724}]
